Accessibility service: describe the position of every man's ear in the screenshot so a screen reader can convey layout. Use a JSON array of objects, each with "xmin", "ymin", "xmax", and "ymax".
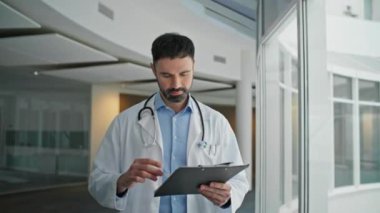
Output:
[{"xmin": 150, "ymin": 63, "xmax": 157, "ymax": 77}]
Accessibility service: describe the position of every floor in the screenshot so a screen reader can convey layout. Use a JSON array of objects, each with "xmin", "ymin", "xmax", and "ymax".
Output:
[
  {"xmin": 0, "ymin": 170, "xmax": 254, "ymax": 213},
  {"xmin": 0, "ymin": 169, "xmax": 86, "ymax": 195}
]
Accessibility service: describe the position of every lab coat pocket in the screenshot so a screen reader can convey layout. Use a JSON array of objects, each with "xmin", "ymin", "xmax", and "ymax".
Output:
[{"xmin": 198, "ymin": 142, "xmax": 219, "ymax": 164}]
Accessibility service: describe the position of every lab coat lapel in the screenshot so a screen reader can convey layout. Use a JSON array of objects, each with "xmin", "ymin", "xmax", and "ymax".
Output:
[
  {"xmin": 137, "ymin": 100, "xmax": 163, "ymax": 150},
  {"xmin": 138, "ymin": 115, "xmax": 155, "ymax": 138},
  {"xmin": 187, "ymin": 102, "xmax": 203, "ymax": 158}
]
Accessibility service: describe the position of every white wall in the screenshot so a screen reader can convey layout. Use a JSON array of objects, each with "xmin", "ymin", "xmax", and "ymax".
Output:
[
  {"xmin": 89, "ymin": 84, "xmax": 120, "ymax": 171},
  {"xmin": 277, "ymin": 14, "xmax": 380, "ymax": 59},
  {"xmin": 326, "ymin": 15, "xmax": 380, "ymax": 57},
  {"xmin": 307, "ymin": 1, "xmax": 333, "ymax": 213},
  {"xmin": 326, "ymin": 0, "xmax": 364, "ymax": 18},
  {"xmin": 38, "ymin": 0, "xmax": 254, "ymax": 81},
  {"xmin": 329, "ymin": 186, "xmax": 380, "ymax": 213}
]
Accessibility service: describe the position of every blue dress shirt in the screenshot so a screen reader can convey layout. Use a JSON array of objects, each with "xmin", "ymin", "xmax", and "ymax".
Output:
[{"xmin": 155, "ymin": 93, "xmax": 192, "ymax": 213}]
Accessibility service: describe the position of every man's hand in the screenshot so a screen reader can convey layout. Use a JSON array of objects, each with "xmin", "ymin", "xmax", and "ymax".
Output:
[
  {"xmin": 199, "ymin": 182, "xmax": 231, "ymax": 207},
  {"xmin": 116, "ymin": 158, "xmax": 163, "ymax": 194}
]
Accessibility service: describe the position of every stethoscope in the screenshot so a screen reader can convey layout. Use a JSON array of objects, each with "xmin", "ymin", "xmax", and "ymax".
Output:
[{"xmin": 138, "ymin": 93, "xmax": 205, "ymax": 142}]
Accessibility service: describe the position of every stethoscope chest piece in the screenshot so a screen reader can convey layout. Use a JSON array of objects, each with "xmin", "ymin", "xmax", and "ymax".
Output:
[{"xmin": 197, "ymin": 140, "xmax": 208, "ymax": 149}]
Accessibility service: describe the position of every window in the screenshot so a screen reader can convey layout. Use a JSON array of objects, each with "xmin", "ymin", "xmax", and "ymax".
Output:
[
  {"xmin": 333, "ymin": 75, "xmax": 354, "ymax": 187},
  {"xmin": 359, "ymin": 80, "xmax": 380, "ymax": 102},
  {"xmin": 333, "ymin": 74, "xmax": 380, "ymax": 187}
]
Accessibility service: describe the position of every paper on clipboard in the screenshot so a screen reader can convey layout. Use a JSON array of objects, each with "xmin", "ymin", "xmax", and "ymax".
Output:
[{"xmin": 154, "ymin": 163, "xmax": 249, "ymax": 197}]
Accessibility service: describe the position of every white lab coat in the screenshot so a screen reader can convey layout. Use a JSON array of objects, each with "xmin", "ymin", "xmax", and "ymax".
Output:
[{"xmin": 88, "ymin": 96, "xmax": 249, "ymax": 213}]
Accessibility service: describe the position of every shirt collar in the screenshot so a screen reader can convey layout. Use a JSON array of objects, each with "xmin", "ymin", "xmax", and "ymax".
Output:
[{"xmin": 154, "ymin": 92, "xmax": 193, "ymax": 113}]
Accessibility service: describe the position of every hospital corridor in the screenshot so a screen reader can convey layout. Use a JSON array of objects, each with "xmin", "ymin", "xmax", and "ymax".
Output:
[{"xmin": 2, "ymin": 0, "xmax": 380, "ymax": 213}]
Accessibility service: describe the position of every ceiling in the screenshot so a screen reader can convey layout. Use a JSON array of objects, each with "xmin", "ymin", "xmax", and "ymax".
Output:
[
  {"xmin": 0, "ymin": 33, "xmax": 117, "ymax": 66},
  {"xmin": 194, "ymin": 0, "xmax": 257, "ymax": 37},
  {"xmin": 0, "ymin": 0, "xmax": 256, "ymax": 104}
]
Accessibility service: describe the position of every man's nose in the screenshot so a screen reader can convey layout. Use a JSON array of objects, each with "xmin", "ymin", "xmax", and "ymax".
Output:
[{"xmin": 171, "ymin": 76, "xmax": 180, "ymax": 88}]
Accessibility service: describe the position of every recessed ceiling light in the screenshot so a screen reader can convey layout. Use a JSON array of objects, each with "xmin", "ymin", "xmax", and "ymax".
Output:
[{"xmin": 33, "ymin": 71, "xmax": 39, "ymax": 76}]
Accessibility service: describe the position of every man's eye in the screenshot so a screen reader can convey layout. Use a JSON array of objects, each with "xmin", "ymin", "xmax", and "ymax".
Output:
[{"xmin": 162, "ymin": 74, "xmax": 171, "ymax": 78}]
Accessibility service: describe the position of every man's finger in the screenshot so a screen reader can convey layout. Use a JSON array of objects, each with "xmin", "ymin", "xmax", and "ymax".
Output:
[
  {"xmin": 134, "ymin": 158, "xmax": 162, "ymax": 168},
  {"xmin": 200, "ymin": 184, "xmax": 230, "ymax": 198},
  {"xmin": 209, "ymin": 182, "xmax": 231, "ymax": 191},
  {"xmin": 135, "ymin": 170, "xmax": 160, "ymax": 181},
  {"xmin": 199, "ymin": 187, "xmax": 229, "ymax": 206},
  {"xmin": 131, "ymin": 159, "xmax": 163, "ymax": 176}
]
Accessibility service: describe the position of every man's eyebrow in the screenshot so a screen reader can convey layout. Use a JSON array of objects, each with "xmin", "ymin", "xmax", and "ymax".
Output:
[{"xmin": 159, "ymin": 71, "xmax": 172, "ymax": 74}]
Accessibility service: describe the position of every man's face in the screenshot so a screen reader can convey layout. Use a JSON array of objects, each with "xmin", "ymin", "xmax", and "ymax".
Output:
[{"xmin": 152, "ymin": 56, "xmax": 194, "ymax": 104}]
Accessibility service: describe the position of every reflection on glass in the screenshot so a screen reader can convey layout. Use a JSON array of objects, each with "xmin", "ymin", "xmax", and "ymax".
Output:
[
  {"xmin": 334, "ymin": 102, "xmax": 354, "ymax": 187},
  {"xmin": 263, "ymin": 0, "xmax": 297, "ymax": 35},
  {"xmin": 0, "ymin": 70, "xmax": 90, "ymax": 194},
  {"xmin": 280, "ymin": 51, "xmax": 285, "ymax": 83},
  {"xmin": 292, "ymin": 92, "xmax": 298, "ymax": 198},
  {"xmin": 280, "ymin": 88, "xmax": 285, "ymax": 204},
  {"xmin": 360, "ymin": 106, "xmax": 380, "ymax": 184},
  {"xmin": 263, "ymin": 11, "xmax": 298, "ymax": 213},
  {"xmin": 364, "ymin": 0, "xmax": 373, "ymax": 20},
  {"xmin": 291, "ymin": 59, "xmax": 298, "ymax": 89}
]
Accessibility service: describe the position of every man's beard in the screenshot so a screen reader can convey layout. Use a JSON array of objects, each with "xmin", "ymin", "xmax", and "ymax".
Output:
[{"xmin": 161, "ymin": 87, "xmax": 189, "ymax": 103}]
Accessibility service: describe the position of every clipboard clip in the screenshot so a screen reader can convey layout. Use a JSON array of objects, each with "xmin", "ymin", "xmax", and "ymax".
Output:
[{"xmin": 198, "ymin": 162, "xmax": 233, "ymax": 168}]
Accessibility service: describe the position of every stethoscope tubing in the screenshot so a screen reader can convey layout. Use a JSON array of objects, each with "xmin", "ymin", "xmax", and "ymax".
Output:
[{"xmin": 137, "ymin": 93, "xmax": 205, "ymax": 141}]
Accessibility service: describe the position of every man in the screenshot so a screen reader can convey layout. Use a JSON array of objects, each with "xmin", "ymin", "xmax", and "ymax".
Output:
[{"xmin": 88, "ymin": 33, "xmax": 248, "ymax": 213}]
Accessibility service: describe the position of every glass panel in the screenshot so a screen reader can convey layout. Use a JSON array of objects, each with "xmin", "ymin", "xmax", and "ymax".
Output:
[
  {"xmin": 334, "ymin": 102, "xmax": 354, "ymax": 187},
  {"xmin": 0, "ymin": 69, "xmax": 90, "ymax": 194},
  {"xmin": 279, "ymin": 51, "xmax": 285, "ymax": 83},
  {"xmin": 263, "ymin": 10, "xmax": 298, "ymax": 213},
  {"xmin": 280, "ymin": 88, "xmax": 285, "ymax": 204},
  {"xmin": 292, "ymin": 92, "xmax": 298, "ymax": 198},
  {"xmin": 212, "ymin": 0, "xmax": 256, "ymax": 20},
  {"xmin": 263, "ymin": 0, "xmax": 296, "ymax": 35},
  {"xmin": 334, "ymin": 75, "xmax": 353, "ymax": 99},
  {"xmin": 359, "ymin": 80, "xmax": 380, "ymax": 102},
  {"xmin": 306, "ymin": 0, "xmax": 380, "ymax": 212},
  {"xmin": 291, "ymin": 58, "xmax": 298, "ymax": 89},
  {"xmin": 364, "ymin": 0, "xmax": 373, "ymax": 20},
  {"xmin": 360, "ymin": 105, "xmax": 380, "ymax": 184}
]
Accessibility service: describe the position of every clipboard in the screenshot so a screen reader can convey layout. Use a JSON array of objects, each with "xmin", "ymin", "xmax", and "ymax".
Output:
[{"xmin": 154, "ymin": 163, "xmax": 249, "ymax": 197}]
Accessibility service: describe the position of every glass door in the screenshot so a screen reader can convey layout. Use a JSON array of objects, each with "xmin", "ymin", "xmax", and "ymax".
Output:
[{"xmin": 256, "ymin": 1, "xmax": 299, "ymax": 212}]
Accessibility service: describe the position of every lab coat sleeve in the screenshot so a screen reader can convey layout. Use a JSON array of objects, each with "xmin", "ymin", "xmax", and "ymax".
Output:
[
  {"xmin": 220, "ymin": 118, "xmax": 249, "ymax": 213},
  {"xmin": 88, "ymin": 116, "xmax": 128, "ymax": 210}
]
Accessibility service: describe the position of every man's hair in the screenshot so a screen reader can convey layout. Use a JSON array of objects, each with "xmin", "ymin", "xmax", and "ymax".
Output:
[{"xmin": 151, "ymin": 33, "xmax": 195, "ymax": 63}]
